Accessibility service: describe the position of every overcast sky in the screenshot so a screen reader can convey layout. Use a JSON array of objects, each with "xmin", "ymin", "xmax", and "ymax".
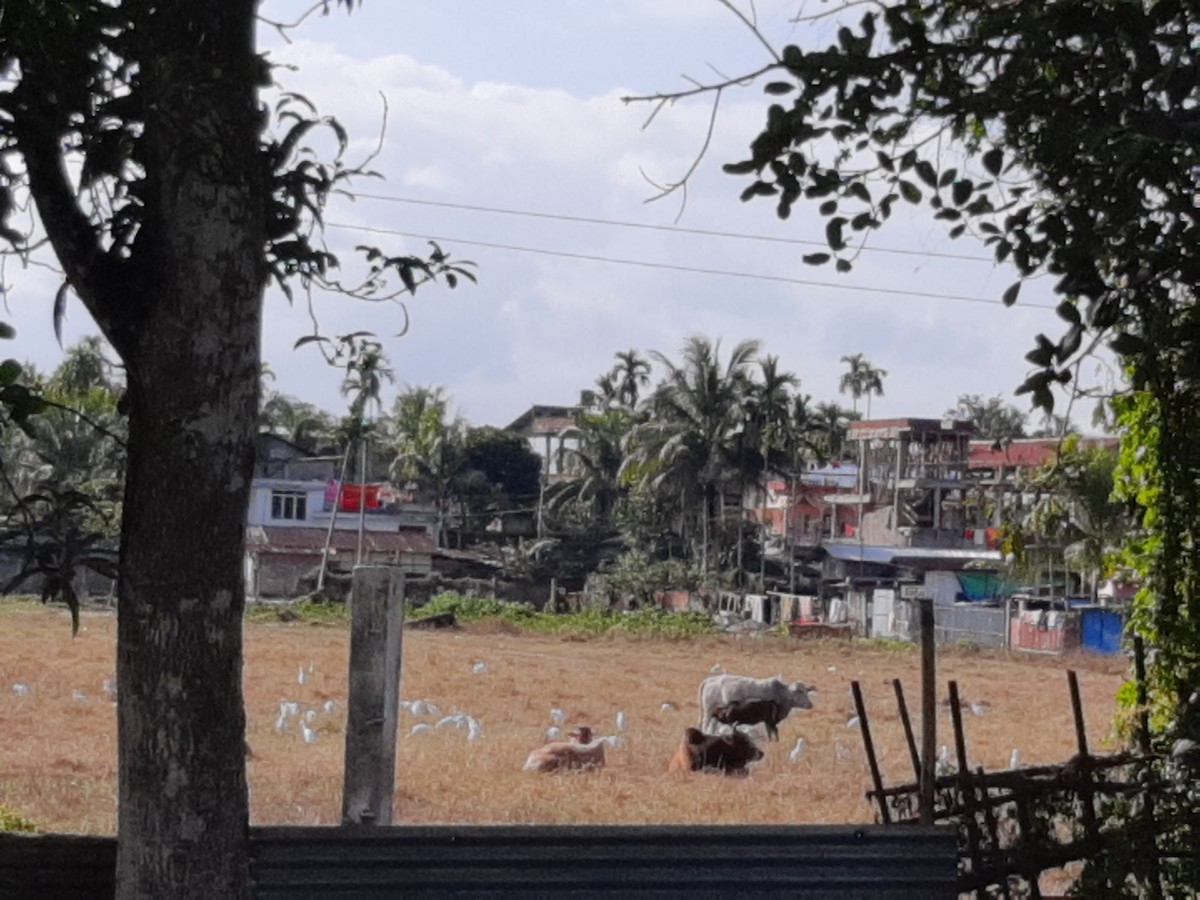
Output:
[{"xmin": 3, "ymin": 1, "xmax": 1115, "ymax": 430}]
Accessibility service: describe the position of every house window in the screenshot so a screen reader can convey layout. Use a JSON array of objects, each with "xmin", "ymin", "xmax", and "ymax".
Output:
[{"xmin": 271, "ymin": 490, "xmax": 307, "ymax": 521}]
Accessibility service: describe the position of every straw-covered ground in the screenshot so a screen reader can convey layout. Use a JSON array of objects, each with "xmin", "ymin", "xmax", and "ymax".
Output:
[{"xmin": 0, "ymin": 599, "xmax": 1127, "ymax": 834}]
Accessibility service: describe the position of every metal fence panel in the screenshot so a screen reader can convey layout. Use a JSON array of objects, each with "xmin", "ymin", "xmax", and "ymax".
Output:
[{"xmin": 2, "ymin": 824, "xmax": 957, "ymax": 899}]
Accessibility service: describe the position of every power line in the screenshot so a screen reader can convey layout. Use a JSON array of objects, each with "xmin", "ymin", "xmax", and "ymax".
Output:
[
  {"xmin": 326, "ymin": 221, "xmax": 1054, "ymax": 310},
  {"xmin": 352, "ymin": 192, "xmax": 997, "ymax": 264}
]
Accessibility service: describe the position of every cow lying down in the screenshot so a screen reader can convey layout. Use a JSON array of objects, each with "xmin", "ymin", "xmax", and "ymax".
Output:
[
  {"xmin": 668, "ymin": 727, "xmax": 764, "ymax": 777},
  {"xmin": 523, "ymin": 725, "xmax": 606, "ymax": 773}
]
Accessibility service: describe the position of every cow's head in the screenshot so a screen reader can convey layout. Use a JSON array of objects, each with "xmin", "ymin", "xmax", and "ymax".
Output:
[{"xmin": 786, "ymin": 682, "xmax": 816, "ymax": 709}]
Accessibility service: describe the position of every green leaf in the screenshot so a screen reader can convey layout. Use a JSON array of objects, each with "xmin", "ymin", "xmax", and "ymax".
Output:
[
  {"xmin": 846, "ymin": 182, "xmax": 871, "ymax": 203},
  {"xmin": 1056, "ymin": 301, "xmax": 1081, "ymax": 325},
  {"xmin": 835, "ymin": 259, "xmax": 853, "ymax": 273},
  {"xmin": 914, "ymin": 160, "xmax": 938, "ymax": 188},
  {"xmin": 0, "ymin": 360, "xmax": 20, "ymax": 386},
  {"xmin": 938, "ymin": 168, "xmax": 958, "ymax": 188},
  {"xmin": 825, "ymin": 217, "xmax": 847, "ymax": 251},
  {"xmin": 1025, "ymin": 334, "xmax": 1055, "ymax": 367},
  {"xmin": 763, "ymin": 81, "xmax": 796, "ymax": 96},
  {"xmin": 981, "ymin": 148, "xmax": 1003, "ymax": 176},
  {"xmin": 898, "ymin": 180, "xmax": 922, "ymax": 203},
  {"xmin": 951, "ymin": 179, "xmax": 973, "ymax": 206},
  {"xmin": 819, "ymin": 200, "xmax": 839, "ymax": 216},
  {"xmin": 802, "ymin": 253, "xmax": 832, "ymax": 265},
  {"xmin": 1001, "ymin": 282, "xmax": 1021, "ymax": 306},
  {"xmin": 0, "ymin": 323, "xmax": 14, "ymax": 341},
  {"xmin": 1109, "ymin": 332, "xmax": 1147, "ymax": 356}
]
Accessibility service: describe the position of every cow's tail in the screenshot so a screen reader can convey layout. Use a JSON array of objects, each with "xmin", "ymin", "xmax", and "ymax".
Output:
[{"xmin": 697, "ymin": 680, "xmax": 708, "ymax": 730}]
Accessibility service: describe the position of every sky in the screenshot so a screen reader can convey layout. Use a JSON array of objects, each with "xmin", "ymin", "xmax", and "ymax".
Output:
[{"xmin": 2, "ymin": 1, "xmax": 1116, "ymax": 430}]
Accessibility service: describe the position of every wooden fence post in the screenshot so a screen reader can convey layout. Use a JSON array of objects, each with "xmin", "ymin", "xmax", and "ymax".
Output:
[
  {"xmin": 919, "ymin": 596, "xmax": 936, "ymax": 825},
  {"xmin": 342, "ymin": 565, "xmax": 405, "ymax": 826}
]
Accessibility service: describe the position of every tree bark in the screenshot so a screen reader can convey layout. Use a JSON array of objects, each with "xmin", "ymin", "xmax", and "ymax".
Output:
[{"xmin": 109, "ymin": 5, "xmax": 264, "ymax": 896}]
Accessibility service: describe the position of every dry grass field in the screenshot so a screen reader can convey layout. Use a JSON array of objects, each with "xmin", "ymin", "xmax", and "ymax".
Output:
[{"xmin": 0, "ymin": 598, "xmax": 1128, "ymax": 835}]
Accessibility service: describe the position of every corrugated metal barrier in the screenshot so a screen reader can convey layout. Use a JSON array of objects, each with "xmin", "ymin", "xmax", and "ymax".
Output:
[{"xmin": 1, "ymin": 824, "xmax": 957, "ymax": 898}]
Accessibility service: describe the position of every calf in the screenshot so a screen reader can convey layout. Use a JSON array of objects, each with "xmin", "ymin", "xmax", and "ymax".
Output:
[
  {"xmin": 667, "ymin": 727, "xmax": 764, "ymax": 777},
  {"xmin": 710, "ymin": 698, "xmax": 786, "ymax": 742},
  {"xmin": 523, "ymin": 726, "xmax": 607, "ymax": 773}
]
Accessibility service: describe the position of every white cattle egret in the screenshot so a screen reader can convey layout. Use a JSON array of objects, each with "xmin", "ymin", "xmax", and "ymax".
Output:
[
  {"xmin": 300, "ymin": 721, "xmax": 317, "ymax": 744},
  {"xmin": 615, "ymin": 711, "xmax": 628, "ymax": 731},
  {"xmin": 10, "ymin": 683, "xmax": 29, "ymax": 697},
  {"xmin": 1009, "ymin": 749, "xmax": 1023, "ymax": 769},
  {"xmin": 323, "ymin": 700, "xmax": 337, "ymax": 714},
  {"xmin": 410, "ymin": 700, "xmax": 430, "ymax": 716},
  {"xmin": 297, "ymin": 665, "xmax": 307, "ymax": 686},
  {"xmin": 545, "ymin": 726, "xmax": 561, "ymax": 740},
  {"xmin": 789, "ymin": 738, "xmax": 806, "ymax": 762},
  {"xmin": 467, "ymin": 718, "xmax": 483, "ymax": 741},
  {"xmin": 710, "ymin": 663, "xmax": 723, "ymax": 674},
  {"xmin": 846, "ymin": 715, "xmax": 861, "ymax": 729},
  {"xmin": 549, "ymin": 707, "xmax": 565, "ymax": 725},
  {"xmin": 304, "ymin": 709, "xmax": 317, "ymax": 723},
  {"xmin": 410, "ymin": 723, "xmax": 433, "ymax": 736},
  {"xmin": 661, "ymin": 702, "xmax": 676, "ymax": 712},
  {"xmin": 274, "ymin": 714, "xmax": 288, "ymax": 734},
  {"xmin": 102, "ymin": 679, "xmax": 117, "ymax": 701},
  {"xmin": 472, "ymin": 661, "xmax": 488, "ymax": 674},
  {"xmin": 72, "ymin": 690, "xmax": 87, "ymax": 703}
]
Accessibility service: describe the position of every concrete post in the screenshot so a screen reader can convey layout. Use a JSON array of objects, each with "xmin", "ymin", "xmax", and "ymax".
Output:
[{"xmin": 342, "ymin": 565, "xmax": 405, "ymax": 825}]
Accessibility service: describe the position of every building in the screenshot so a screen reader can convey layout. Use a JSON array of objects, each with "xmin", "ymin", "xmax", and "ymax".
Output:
[
  {"xmin": 245, "ymin": 434, "xmax": 437, "ymax": 599},
  {"xmin": 505, "ymin": 402, "xmax": 581, "ymax": 482}
]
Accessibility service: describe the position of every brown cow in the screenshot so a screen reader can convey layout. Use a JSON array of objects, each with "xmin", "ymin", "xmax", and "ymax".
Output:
[
  {"xmin": 667, "ymin": 727, "xmax": 764, "ymax": 777},
  {"xmin": 710, "ymin": 698, "xmax": 786, "ymax": 742}
]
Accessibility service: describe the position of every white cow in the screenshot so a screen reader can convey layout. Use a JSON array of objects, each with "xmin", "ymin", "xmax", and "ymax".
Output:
[{"xmin": 697, "ymin": 674, "xmax": 815, "ymax": 733}]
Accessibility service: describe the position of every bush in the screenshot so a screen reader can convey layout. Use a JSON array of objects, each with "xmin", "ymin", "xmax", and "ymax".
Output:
[
  {"xmin": 0, "ymin": 804, "xmax": 36, "ymax": 833},
  {"xmin": 404, "ymin": 592, "xmax": 718, "ymax": 639}
]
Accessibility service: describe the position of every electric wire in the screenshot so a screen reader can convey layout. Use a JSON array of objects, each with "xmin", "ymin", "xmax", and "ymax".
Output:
[
  {"xmin": 353, "ymin": 193, "xmax": 998, "ymax": 264},
  {"xmin": 327, "ymin": 220, "xmax": 1055, "ymax": 310}
]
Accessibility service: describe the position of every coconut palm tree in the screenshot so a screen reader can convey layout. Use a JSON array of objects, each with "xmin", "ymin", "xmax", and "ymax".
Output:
[
  {"xmin": 387, "ymin": 385, "xmax": 467, "ymax": 548},
  {"xmin": 625, "ymin": 336, "xmax": 758, "ymax": 577},
  {"xmin": 546, "ymin": 407, "xmax": 630, "ymax": 536},
  {"xmin": 838, "ymin": 353, "xmax": 888, "ymax": 418}
]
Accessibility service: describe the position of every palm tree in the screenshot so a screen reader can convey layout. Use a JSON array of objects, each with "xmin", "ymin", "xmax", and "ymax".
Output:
[
  {"xmin": 812, "ymin": 401, "xmax": 856, "ymax": 461},
  {"xmin": 259, "ymin": 391, "xmax": 338, "ymax": 452},
  {"xmin": 625, "ymin": 336, "xmax": 758, "ymax": 577},
  {"xmin": 745, "ymin": 355, "xmax": 798, "ymax": 586},
  {"xmin": 546, "ymin": 408, "xmax": 630, "ymax": 536},
  {"xmin": 838, "ymin": 353, "xmax": 888, "ymax": 418},
  {"xmin": 387, "ymin": 385, "xmax": 467, "ymax": 548},
  {"xmin": 610, "ymin": 349, "xmax": 651, "ymax": 411}
]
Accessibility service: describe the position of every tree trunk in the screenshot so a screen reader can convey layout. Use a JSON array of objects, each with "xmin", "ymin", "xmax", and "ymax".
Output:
[{"xmin": 109, "ymin": 5, "xmax": 264, "ymax": 896}]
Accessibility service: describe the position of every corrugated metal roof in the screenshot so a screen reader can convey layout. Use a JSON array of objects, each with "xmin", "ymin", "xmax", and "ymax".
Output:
[
  {"xmin": 247, "ymin": 526, "xmax": 435, "ymax": 556},
  {"xmin": 824, "ymin": 543, "xmax": 1002, "ymax": 566}
]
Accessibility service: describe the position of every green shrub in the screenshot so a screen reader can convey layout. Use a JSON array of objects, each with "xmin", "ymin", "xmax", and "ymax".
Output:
[
  {"xmin": 0, "ymin": 804, "xmax": 36, "ymax": 833},
  {"xmin": 406, "ymin": 592, "xmax": 717, "ymax": 639}
]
